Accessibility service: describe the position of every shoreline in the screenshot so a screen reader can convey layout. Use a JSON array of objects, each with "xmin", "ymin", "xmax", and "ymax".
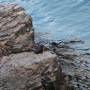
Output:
[{"xmin": 0, "ymin": 4, "xmax": 90, "ymax": 90}]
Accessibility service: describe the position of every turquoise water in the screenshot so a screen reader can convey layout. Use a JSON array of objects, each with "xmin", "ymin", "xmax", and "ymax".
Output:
[{"xmin": 0, "ymin": 0, "xmax": 90, "ymax": 49}]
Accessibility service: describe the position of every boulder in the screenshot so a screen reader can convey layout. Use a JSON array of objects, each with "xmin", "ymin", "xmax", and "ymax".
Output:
[
  {"xmin": 0, "ymin": 4, "xmax": 34, "ymax": 56},
  {"xmin": 0, "ymin": 51, "xmax": 56, "ymax": 90}
]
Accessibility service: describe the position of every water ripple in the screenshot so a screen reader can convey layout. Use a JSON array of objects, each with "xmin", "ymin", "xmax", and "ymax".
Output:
[{"xmin": 0, "ymin": 0, "xmax": 90, "ymax": 49}]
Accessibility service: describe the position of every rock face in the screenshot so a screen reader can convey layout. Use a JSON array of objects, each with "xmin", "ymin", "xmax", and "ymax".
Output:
[
  {"xmin": 0, "ymin": 4, "xmax": 34, "ymax": 56},
  {"xmin": 0, "ymin": 51, "xmax": 57, "ymax": 90}
]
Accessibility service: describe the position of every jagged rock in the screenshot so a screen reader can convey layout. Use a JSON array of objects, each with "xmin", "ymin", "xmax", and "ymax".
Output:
[
  {"xmin": 0, "ymin": 4, "xmax": 34, "ymax": 56},
  {"xmin": 0, "ymin": 51, "xmax": 57, "ymax": 90}
]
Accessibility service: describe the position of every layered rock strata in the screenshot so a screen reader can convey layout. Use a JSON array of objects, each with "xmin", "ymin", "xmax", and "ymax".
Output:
[{"xmin": 0, "ymin": 4, "xmax": 34, "ymax": 56}]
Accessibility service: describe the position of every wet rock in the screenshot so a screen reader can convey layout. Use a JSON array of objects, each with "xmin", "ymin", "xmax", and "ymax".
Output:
[
  {"xmin": 41, "ymin": 75, "xmax": 55, "ymax": 90},
  {"xmin": 51, "ymin": 42, "xmax": 59, "ymax": 47},
  {"xmin": 33, "ymin": 45, "xmax": 44, "ymax": 54},
  {"xmin": 53, "ymin": 41, "xmax": 90, "ymax": 90}
]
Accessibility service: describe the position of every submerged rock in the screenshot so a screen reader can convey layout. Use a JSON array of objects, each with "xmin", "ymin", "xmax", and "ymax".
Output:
[{"xmin": 41, "ymin": 75, "xmax": 55, "ymax": 90}]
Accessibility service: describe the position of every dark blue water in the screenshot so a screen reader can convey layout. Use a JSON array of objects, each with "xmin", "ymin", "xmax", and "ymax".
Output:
[{"xmin": 0, "ymin": 0, "xmax": 90, "ymax": 49}]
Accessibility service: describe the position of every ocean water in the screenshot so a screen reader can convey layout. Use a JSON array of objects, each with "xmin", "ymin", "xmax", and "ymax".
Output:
[{"xmin": 0, "ymin": 0, "xmax": 90, "ymax": 49}]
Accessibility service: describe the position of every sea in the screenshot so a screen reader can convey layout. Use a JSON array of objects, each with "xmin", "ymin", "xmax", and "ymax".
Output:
[{"xmin": 0, "ymin": 0, "xmax": 90, "ymax": 51}]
